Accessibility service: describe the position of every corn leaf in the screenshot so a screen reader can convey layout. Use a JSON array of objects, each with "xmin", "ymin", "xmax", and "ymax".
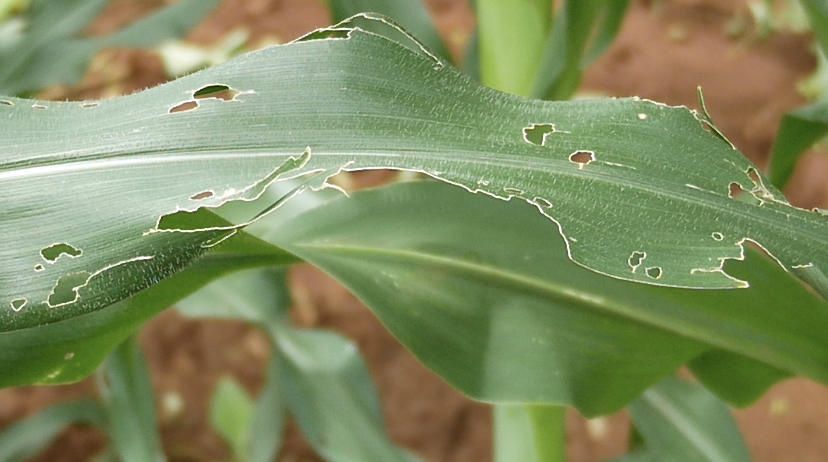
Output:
[
  {"xmin": 0, "ymin": 399, "xmax": 106, "ymax": 462},
  {"xmin": 612, "ymin": 376, "xmax": 751, "ymax": 462},
  {"xmin": 209, "ymin": 377, "xmax": 254, "ymax": 462},
  {"xmin": 246, "ymin": 356, "xmax": 285, "ymax": 462},
  {"xmin": 800, "ymin": 0, "xmax": 828, "ymax": 59},
  {"xmin": 0, "ymin": 0, "xmax": 219, "ymax": 95},
  {"xmin": 477, "ymin": 0, "xmax": 550, "ymax": 96},
  {"xmin": 180, "ymin": 270, "xmax": 288, "ymax": 462},
  {"xmin": 531, "ymin": 0, "xmax": 613, "ymax": 100},
  {"xmin": 178, "ymin": 268, "xmax": 419, "ymax": 462},
  {"xmin": 100, "ymin": 336, "xmax": 165, "ymax": 462},
  {"xmin": 250, "ymin": 180, "xmax": 828, "ymax": 415},
  {"xmin": 1, "ymin": 15, "xmax": 826, "ymax": 398},
  {"xmin": 767, "ymin": 99, "xmax": 828, "ymax": 188},
  {"xmin": 688, "ymin": 351, "xmax": 789, "ymax": 407},
  {"xmin": 326, "ymin": 0, "xmax": 451, "ymax": 62},
  {"xmin": 275, "ymin": 328, "xmax": 420, "ymax": 462},
  {"xmin": 0, "ymin": 228, "xmax": 297, "ymax": 387}
]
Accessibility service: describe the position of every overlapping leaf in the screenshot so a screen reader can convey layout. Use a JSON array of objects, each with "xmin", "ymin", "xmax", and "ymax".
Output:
[
  {"xmin": 249, "ymin": 181, "xmax": 827, "ymax": 415},
  {"xmin": 0, "ymin": 0, "xmax": 219, "ymax": 96},
  {"xmin": 0, "ymin": 16, "xmax": 825, "ymax": 397},
  {"xmin": 613, "ymin": 376, "xmax": 751, "ymax": 462},
  {"xmin": 178, "ymin": 268, "xmax": 420, "ymax": 462}
]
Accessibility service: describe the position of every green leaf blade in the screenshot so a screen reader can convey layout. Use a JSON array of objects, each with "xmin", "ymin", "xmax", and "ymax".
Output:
[
  {"xmin": 252, "ymin": 181, "xmax": 828, "ymax": 415},
  {"xmin": 1, "ymin": 17, "xmax": 825, "ymax": 394},
  {"xmin": 768, "ymin": 100, "xmax": 828, "ymax": 188},
  {"xmin": 624, "ymin": 377, "xmax": 751, "ymax": 462}
]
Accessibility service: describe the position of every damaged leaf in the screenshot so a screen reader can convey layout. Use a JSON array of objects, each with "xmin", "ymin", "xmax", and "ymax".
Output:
[
  {"xmin": 248, "ymin": 181, "xmax": 828, "ymax": 415},
  {"xmin": 1, "ymin": 15, "xmax": 825, "ymax": 350}
]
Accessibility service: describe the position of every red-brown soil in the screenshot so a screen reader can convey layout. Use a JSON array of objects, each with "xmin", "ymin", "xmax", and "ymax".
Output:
[{"xmin": 1, "ymin": 1, "xmax": 826, "ymax": 461}]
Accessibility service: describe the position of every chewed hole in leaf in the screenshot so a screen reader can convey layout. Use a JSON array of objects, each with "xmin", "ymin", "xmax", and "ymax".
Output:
[
  {"xmin": 11, "ymin": 298, "xmax": 26, "ymax": 312},
  {"xmin": 728, "ymin": 182, "xmax": 746, "ymax": 198},
  {"xmin": 0, "ymin": 100, "xmax": 12, "ymax": 106},
  {"xmin": 48, "ymin": 272, "xmax": 90, "ymax": 307},
  {"xmin": 80, "ymin": 102, "xmax": 98, "ymax": 108},
  {"xmin": 637, "ymin": 113, "xmax": 647, "ymax": 120},
  {"xmin": 534, "ymin": 197, "xmax": 553, "ymax": 208},
  {"xmin": 711, "ymin": 232, "xmax": 724, "ymax": 241},
  {"xmin": 522, "ymin": 123, "xmax": 558, "ymax": 146},
  {"xmin": 34, "ymin": 264, "xmax": 44, "ymax": 271},
  {"xmin": 40, "ymin": 243, "xmax": 82, "ymax": 263},
  {"xmin": 646, "ymin": 266, "xmax": 663, "ymax": 279},
  {"xmin": 169, "ymin": 101, "xmax": 198, "ymax": 113},
  {"xmin": 747, "ymin": 167, "xmax": 761, "ymax": 185},
  {"xmin": 31, "ymin": 104, "xmax": 46, "ymax": 110},
  {"xmin": 190, "ymin": 190, "xmax": 214, "ymax": 200},
  {"xmin": 301, "ymin": 28, "xmax": 351, "ymax": 41},
  {"xmin": 628, "ymin": 251, "xmax": 646, "ymax": 271},
  {"xmin": 569, "ymin": 151, "xmax": 595, "ymax": 168},
  {"xmin": 193, "ymin": 84, "xmax": 238, "ymax": 101}
]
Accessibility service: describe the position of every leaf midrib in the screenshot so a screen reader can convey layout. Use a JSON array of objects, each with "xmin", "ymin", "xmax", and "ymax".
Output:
[{"xmin": 293, "ymin": 241, "xmax": 818, "ymax": 376}]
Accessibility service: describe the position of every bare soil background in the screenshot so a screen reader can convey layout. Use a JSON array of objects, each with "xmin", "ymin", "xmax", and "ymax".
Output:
[{"xmin": 1, "ymin": 1, "xmax": 826, "ymax": 461}]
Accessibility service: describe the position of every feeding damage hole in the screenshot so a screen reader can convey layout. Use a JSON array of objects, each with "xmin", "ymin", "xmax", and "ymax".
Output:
[
  {"xmin": 534, "ymin": 197, "xmax": 553, "ymax": 208},
  {"xmin": 48, "ymin": 272, "xmax": 90, "ymax": 307},
  {"xmin": 190, "ymin": 190, "xmax": 214, "ymax": 200},
  {"xmin": 645, "ymin": 266, "xmax": 662, "ymax": 279},
  {"xmin": 0, "ymin": 99, "xmax": 12, "ymax": 106},
  {"xmin": 80, "ymin": 101, "xmax": 98, "ymax": 108},
  {"xmin": 711, "ymin": 232, "xmax": 724, "ymax": 241},
  {"xmin": 747, "ymin": 167, "xmax": 761, "ymax": 184},
  {"xmin": 522, "ymin": 123, "xmax": 562, "ymax": 146},
  {"xmin": 169, "ymin": 101, "xmax": 198, "ymax": 113},
  {"xmin": 569, "ymin": 150, "xmax": 595, "ymax": 169},
  {"xmin": 34, "ymin": 264, "xmax": 44, "ymax": 271},
  {"xmin": 40, "ymin": 242, "xmax": 82, "ymax": 263},
  {"xmin": 728, "ymin": 182, "xmax": 746, "ymax": 198},
  {"xmin": 193, "ymin": 84, "xmax": 238, "ymax": 101},
  {"xmin": 628, "ymin": 251, "xmax": 646, "ymax": 272},
  {"xmin": 31, "ymin": 104, "xmax": 46, "ymax": 110},
  {"xmin": 637, "ymin": 113, "xmax": 647, "ymax": 120},
  {"xmin": 301, "ymin": 28, "xmax": 351, "ymax": 41},
  {"xmin": 10, "ymin": 298, "xmax": 27, "ymax": 312}
]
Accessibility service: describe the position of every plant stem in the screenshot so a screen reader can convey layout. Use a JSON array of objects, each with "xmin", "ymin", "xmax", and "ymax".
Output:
[
  {"xmin": 493, "ymin": 404, "xmax": 567, "ymax": 462},
  {"xmin": 476, "ymin": 0, "xmax": 550, "ymax": 96}
]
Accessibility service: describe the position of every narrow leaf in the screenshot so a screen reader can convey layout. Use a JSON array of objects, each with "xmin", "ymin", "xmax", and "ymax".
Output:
[
  {"xmin": 248, "ymin": 356, "xmax": 285, "ymax": 462},
  {"xmin": 477, "ymin": 0, "xmax": 550, "ymax": 95},
  {"xmin": 0, "ymin": 0, "xmax": 219, "ymax": 95},
  {"xmin": 0, "ymin": 399, "xmax": 106, "ymax": 462},
  {"xmin": 619, "ymin": 376, "xmax": 751, "ymax": 462},
  {"xmin": 209, "ymin": 377, "xmax": 253, "ymax": 462},
  {"xmin": 531, "ymin": 0, "xmax": 603, "ymax": 100},
  {"xmin": 581, "ymin": 0, "xmax": 630, "ymax": 66},
  {"xmin": 100, "ymin": 336, "xmax": 165, "ymax": 462},
  {"xmin": 275, "ymin": 328, "xmax": 420, "ymax": 462},
  {"xmin": 767, "ymin": 99, "xmax": 828, "ymax": 188},
  {"xmin": 327, "ymin": 0, "xmax": 452, "ymax": 62},
  {"xmin": 800, "ymin": 0, "xmax": 828, "ymax": 58},
  {"xmin": 180, "ymin": 267, "xmax": 418, "ymax": 461}
]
